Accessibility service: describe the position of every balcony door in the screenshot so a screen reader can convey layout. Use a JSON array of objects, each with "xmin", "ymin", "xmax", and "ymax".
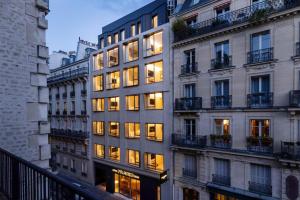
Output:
[
  {"xmin": 251, "ymin": 31, "xmax": 270, "ymax": 52},
  {"xmin": 214, "ymin": 159, "xmax": 230, "ymax": 185},
  {"xmin": 184, "ymin": 84, "xmax": 196, "ymax": 98},
  {"xmin": 250, "ymin": 164, "xmax": 271, "ymax": 193},
  {"xmin": 184, "ymin": 155, "xmax": 197, "ymax": 178},
  {"xmin": 250, "ymin": 119, "xmax": 270, "ymax": 138},
  {"xmin": 184, "ymin": 119, "xmax": 196, "ymax": 141},
  {"xmin": 215, "ymin": 41, "xmax": 229, "ymax": 65},
  {"xmin": 184, "ymin": 49, "xmax": 195, "ymax": 72},
  {"xmin": 215, "ymin": 80, "xmax": 229, "ymax": 96},
  {"xmin": 251, "ymin": 75, "xmax": 270, "ymax": 105},
  {"xmin": 215, "ymin": 4, "xmax": 230, "ymax": 21}
]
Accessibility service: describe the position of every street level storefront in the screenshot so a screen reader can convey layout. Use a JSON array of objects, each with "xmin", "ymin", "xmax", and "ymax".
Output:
[{"xmin": 95, "ymin": 162, "xmax": 167, "ymax": 200}]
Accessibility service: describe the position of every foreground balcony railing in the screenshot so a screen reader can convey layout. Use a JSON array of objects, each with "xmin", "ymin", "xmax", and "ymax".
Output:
[
  {"xmin": 246, "ymin": 136, "xmax": 273, "ymax": 153},
  {"xmin": 247, "ymin": 92, "xmax": 273, "ymax": 108},
  {"xmin": 247, "ymin": 48, "xmax": 274, "ymax": 64},
  {"xmin": 50, "ymin": 129, "xmax": 89, "ymax": 140},
  {"xmin": 81, "ymin": 90, "xmax": 87, "ymax": 97},
  {"xmin": 172, "ymin": 134, "xmax": 207, "ymax": 148},
  {"xmin": 212, "ymin": 174, "xmax": 231, "ymax": 186},
  {"xmin": 182, "ymin": 168, "xmax": 197, "ymax": 178},
  {"xmin": 0, "ymin": 148, "xmax": 98, "ymax": 200},
  {"xmin": 296, "ymin": 42, "xmax": 300, "ymax": 57},
  {"xmin": 70, "ymin": 91, "xmax": 75, "ymax": 98},
  {"xmin": 174, "ymin": 97, "xmax": 202, "ymax": 111},
  {"xmin": 47, "ymin": 67, "xmax": 88, "ymax": 84},
  {"xmin": 173, "ymin": 0, "xmax": 300, "ymax": 42},
  {"xmin": 210, "ymin": 134, "xmax": 232, "ymax": 149},
  {"xmin": 289, "ymin": 90, "xmax": 300, "ymax": 107},
  {"xmin": 211, "ymin": 56, "xmax": 232, "ymax": 70},
  {"xmin": 211, "ymin": 95, "xmax": 232, "ymax": 109},
  {"xmin": 280, "ymin": 141, "xmax": 300, "ymax": 160},
  {"xmin": 180, "ymin": 63, "xmax": 198, "ymax": 75},
  {"xmin": 249, "ymin": 181, "xmax": 272, "ymax": 196}
]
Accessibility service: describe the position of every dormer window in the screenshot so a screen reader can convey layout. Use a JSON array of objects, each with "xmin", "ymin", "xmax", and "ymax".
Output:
[
  {"xmin": 185, "ymin": 16, "xmax": 197, "ymax": 27},
  {"xmin": 215, "ymin": 4, "xmax": 230, "ymax": 21},
  {"xmin": 191, "ymin": 0, "xmax": 200, "ymax": 6}
]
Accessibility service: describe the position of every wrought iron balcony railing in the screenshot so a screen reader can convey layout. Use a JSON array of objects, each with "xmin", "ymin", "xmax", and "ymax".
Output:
[
  {"xmin": 211, "ymin": 95, "xmax": 232, "ymax": 109},
  {"xmin": 172, "ymin": 134, "xmax": 207, "ymax": 148},
  {"xmin": 249, "ymin": 181, "xmax": 272, "ymax": 196},
  {"xmin": 280, "ymin": 141, "xmax": 300, "ymax": 160},
  {"xmin": 182, "ymin": 168, "xmax": 197, "ymax": 178},
  {"xmin": 55, "ymin": 110, "xmax": 60, "ymax": 115},
  {"xmin": 174, "ymin": 97, "xmax": 202, "ymax": 111},
  {"xmin": 212, "ymin": 174, "xmax": 231, "ymax": 186},
  {"xmin": 62, "ymin": 110, "xmax": 67, "ymax": 115},
  {"xmin": 296, "ymin": 42, "xmax": 300, "ymax": 56},
  {"xmin": 62, "ymin": 92, "xmax": 67, "ymax": 99},
  {"xmin": 0, "ymin": 148, "xmax": 98, "ymax": 200},
  {"xmin": 210, "ymin": 134, "xmax": 232, "ymax": 149},
  {"xmin": 289, "ymin": 90, "xmax": 300, "ymax": 107},
  {"xmin": 81, "ymin": 90, "xmax": 87, "ymax": 97},
  {"xmin": 47, "ymin": 67, "xmax": 88, "ymax": 84},
  {"xmin": 246, "ymin": 136, "xmax": 273, "ymax": 154},
  {"xmin": 211, "ymin": 56, "xmax": 232, "ymax": 70},
  {"xmin": 70, "ymin": 91, "xmax": 75, "ymax": 98},
  {"xmin": 70, "ymin": 111, "xmax": 75, "ymax": 116},
  {"xmin": 180, "ymin": 63, "xmax": 198, "ymax": 75},
  {"xmin": 50, "ymin": 129, "xmax": 89, "ymax": 140},
  {"xmin": 247, "ymin": 48, "xmax": 274, "ymax": 64},
  {"xmin": 55, "ymin": 94, "xmax": 60, "ymax": 100},
  {"xmin": 81, "ymin": 110, "xmax": 87, "ymax": 115},
  {"xmin": 247, "ymin": 92, "xmax": 273, "ymax": 108}
]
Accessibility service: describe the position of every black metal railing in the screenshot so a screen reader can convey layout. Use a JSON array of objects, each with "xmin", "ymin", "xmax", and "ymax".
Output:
[
  {"xmin": 48, "ymin": 110, "xmax": 52, "ymax": 115},
  {"xmin": 55, "ymin": 110, "xmax": 60, "ymax": 115},
  {"xmin": 212, "ymin": 174, "xmax": 231, "ymax": 186},
  {"xmin": 0, "ymin": 147, "xmax": 99, "ymax": 200},
  {"xmin": 280, "ymin": 141, "xmax": 300, "ymax": 160},
  {"xmin": 249, "ymin": 181, "xmax": 272, "ymax": 196},
  {"xmin": 211, "ymin": 95, "xmax": 232, "ymax": 108},
  {"xmin": 49, "ymin": 95, "xmax": 52, "ymax": 100},
  {"xmin": 70, "ymin": 91, "xmax": 75, "ymax": 98},
  {"xmin": 175, "ymin": 97, "xmax": 202, "ymax": 111},
  {"xmin": 55, "ymin": 94, "xmax": 60, "ymax": 100},
  {"xmin": 247, "ymin": 48, "xmax": 274, "ymax": 64},
  {"xmin": 182, "ymin": 168, "xmax": 197, "ymax": 178},
  {"xmin": 211, "ymin": 56, "xmax": 232, "ymax": 70},
  {"xmin": 289, "ymin": 90, "xmax": 300, "ymax": 107},
  {"xmin": 81, "ymin": 110, "xmax": 87, "ymax": 115},
  {"xmin": 172, "ymin": 134, "xmax": 207, "ymax": 148},
  {"xmin": 50, "ymin": 129, "xmax": 89, "ymax": 140},
  {"xmin": 70, "ymin": 111, "xmax": 75, "ymax": 116},
  {"xmin": 174, "ymin": 0, "xmax": 300, "ymax": 42},
  {"xmin": 247, "ymin": 92, "xmax": 273, "ymax": 108},
  {"xmin": 62, "ymin": 110, "xmax": 67, "ymax": 116},
  {"xmin": 180, "ymin": 63, "xmax": 198, "ymax": 75},
  {"xmin": 210, "ymin": 134, "xmax": 232, "ymax": 149},
  {"xmin": 81, "ymin": 90, "xmax": 87, "ymax": 97},
  {"xmin": 62, "ymin": 93, "xmax": 67, "ymax": 99},
  {"xmin": 47, "ymin": 67, "xmax": 88, "ymax": 84},
  {"xmin": 246, "ymin": 136, "xmax": 273, "ymax": 154},
  {"xmin": 296, "ymin": 42, "xmax": 300, "ymax": 56}
]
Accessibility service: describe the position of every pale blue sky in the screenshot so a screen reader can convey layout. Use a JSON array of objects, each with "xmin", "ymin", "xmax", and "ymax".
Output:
[{"xmin": 47, "ymin": 0, "xmax": 153, "ymax": 53}]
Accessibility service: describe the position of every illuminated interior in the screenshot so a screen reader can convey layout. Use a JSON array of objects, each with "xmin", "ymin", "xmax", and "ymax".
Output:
[
  {"xmin": 109, "ymin": 122, "xmax": 120, "ymax": 137},
  {"xmin": 92, "ymin": 121, "xmax": 104, "ymax": 135},
  {"xmin": 126, "ymin": 95, "xmax": 139, "ymax": 111},
  {"xmin": 106, "ymin": 71, "xmax": 120, "ymax": 89},
  {"xmin": 92, "ymin": 98, "xmax": 104, "ymax": 112},
  {"xmin": 145, "ymin": 61, "xmax": 163, "ymax": 84},
  {"xmin": 152, "ymin": 15, "xmax": 158, "ymax": 28},
  {"xmin": 125, "ymin": 122, "xmax": 140, "ymax": 138},
  {"xmin": 127, "ymin": 149, "xmax": 140, "ymax": 166},
  {"xmin": 108, "ymin": 97, "xmax": 120, "ymax": 111},
  {"xmin": 124, "ymin": 41, "xmax": 139, "ymax": 62},
  {"xmin": 114, "ymin": 172, "xmax": 140, "ymax": 200},
  {"xmin": 131, "ymin": 25, "xmax": 136, "ymax": 37},
  {"xmin": 109, "ymin": 146, "xmax": 120, "ymax": 161},
  {"xmin": 144, "ymin": 31, "xmax": 163, "ymax": 57},
  {"xmin": 93, "ymin": 75, "xmax": 103, "ymax": 91},
  {"xmin": 250, "ymin": 119, "xmax": 270, "ymax": 137},
  {"xmin": 114, "ymin": 33, "xmax": 119, "ymax": 44},
  {"xmin": 144, "ymin": 153, "xmax": 164, "ymax": 172},
  {"xmin": 107, "ymin": 36, "xmax": 112, "ymax": 46},
  {"xmin": 94, "ymin": 144, "xmax": 105, "ymax": 158},
  {"xmin": 107, "ymin": 47, "xmax": 119, "ymax": 67},
  {"xmin": 215, "ymin": 119, "xmax": 230, "ymax": 135},
  {"xmin": 145, "ymin": 123, "xmax": 163, "ymax": 141},
  {"xmin": 94, "ymin": 53, "xmax": 103, "ymax": 71},
  {"xmin": 144, "ymin": 92, "xmax": 163, "ymax": 109},
  {"xmin": 213, "ymin": 193, "xmax": 237, "ymax": 200},
  {"xmin": 123, "ymin": 66, "xmax": 139, "ymax": 87}
]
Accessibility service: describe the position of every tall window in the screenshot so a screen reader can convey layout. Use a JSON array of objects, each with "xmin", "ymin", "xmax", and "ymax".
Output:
[
  {"xmin": 106, "ymin": 71, "xmax": 120, "ymax": 89},
  {"xmin": 251, "ymin": 31, "xmax": 270, "ymax": 51},
  {"xmin": 100, "ymin": 38, "xmax": 104, "ymax": 49},
  {"xmin": 123, "ymin": 66, "xmax": 139, "ymax": 87},
  {"xmin": 250, "ymin": 119, "xmax": 270, "ymax": 138},
  {"xmin": 127, "ymin": 149, "xmax": 140, "ymax": 166},
  {"xmin": 124, "ymin": 40, "xmax": 139, "ymax": 62},
  {"xmin": 137, "ymin": 22, "xmax": 141, "ymax": 34},
  {"xmin": 114, "ymin": 33, "xmax": 119, "ymax": 44},
  {"xmin": 93, "ymin": 121, "xmax": 104, "ymax": 135},
  {"xmin": 95, "ymin": 144, "xmax": 105, "ymax": 158},
  {"xmin": 184, "ymin": 84, "xmax": 196, "ymax": 98},
  {"xmin": 144, "ymin": 31, "xmax": 163, "ymax": 57},
  {"xmin": 184, "ymin": 49, "xmax": 195, "ymax": 68},
  {"xmin": 109, "ymin": 146, "xmax": 120, "ymax": 161},
  {"xmin": 109, "ymin": 122, "xmax": 120, "ymax": 137},
  {"xmin": 251, "ymin": 75, "xmax": 270, "ymax": 94},
  {"xmin": 152, "ymin": 15, "xmax": 158, "ymax": 28},
  {"xmin": 107, "ymin": 47, "xmax": 119, "ymax": 67},
  {"xmin": 250, "ymin": 164, "xmax": 271, "ymax": 189},
  {"xmin": 214, "ymin": 159, "xmax": 230, "ymax": 179},
  {"xmin": 215, "ymin": 4, "xmax": 230, "ymax": 21},
  {"xmin": 125, "ymin": 123, "xmax": 140, "ymax": 138},
  {"xmin": 126, "ymin": 95, "xmax": 139, "ymax": 111},
  {"xmin": 93, "ymin": 75, "xmax": 103, "ymax": 91},
  {"xmin": 144, "ymin": 92, "xmax": 163, "ymax": 109},
  {"xmin": 94, "ymin": 53, "xmax": 103, "ymax": 71},
  {"xmin": 131, "ymin": 25, "xmax": 136, "ymax": 37},
  {"xmin": 107, "ymin": 36, "xmax": 112, "ymax": 46},
  {"xmin": 145, "ymin": 61, "xmax": 163, "ymax": 84},
  {"xmin": 120, "ymin": 30, "xmax": 125, "ymax": 41},
  {"xmin": 214, "ymin": 80, "xmax": 229, "ymax": 96},
  {"xmin": 184, "ymin": 119, "xmax": 196, "ymax": 140},
  {"xmin": 214, "ymin": 119, "xmax": 230, "ymax": 135},
  {"xmin": 215, "ymin": 41, "xmax": 230, "ymax": 66},
  {"xmin": 145, "ymin": 123, "xmax": 163, "ymax": 141},
  {"xmin": 108, "ymin": 97, "xmax": 120, "ymax": 111},
  {"xmin": 92, "ymin": 98, "xmax": 104, "ymax": 112},
  {"xmin": 184, "ymin": 155, "xmax": 197, "ymax": 177},
  {"xmin": 144, "ymin": 153, "xmax": 164, "ymax": 172}
]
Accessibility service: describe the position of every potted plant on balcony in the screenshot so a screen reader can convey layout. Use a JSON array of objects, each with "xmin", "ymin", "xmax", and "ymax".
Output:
[
  {"xmin": 249, "ymin": 8, "xmax": 270, "ymax": 23},
  {"xmin": 223, "ymin": 134, "xmax": 232, "ymax": 143},
  {"xmin": 262, "ymin": 137, "xmax": 272, "ymax": 146},
  {"xmin": 211, "ymin": 18, "xmax": 228, "ymax": 27},
  {"xmin": 247, "ymin": 136, "xmax": 259, "ymax": 146},
  {"xmin": 172, "ymin": 18, "xmax": 193, "ymax": 41}
]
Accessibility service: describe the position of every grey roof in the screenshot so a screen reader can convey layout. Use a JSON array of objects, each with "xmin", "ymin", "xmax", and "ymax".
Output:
[{"xmin": 176, "ymin": 0, "xmax": 213, "ymax": 14}]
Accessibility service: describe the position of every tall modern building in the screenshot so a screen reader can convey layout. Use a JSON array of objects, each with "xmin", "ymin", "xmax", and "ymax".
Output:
[
  {"xmin": 0, "ymin": 0, "xmax": 50, "ymax": 168},
  {"xmin": 48, "ymin": 38, "xmax": 96, "ymax": 183},
  {"xmin": 90, "ymin": 0, "xmax": 172, "ymax": 199},
  {"xmin": 170, "ymin": 0, "xmax": 300, "ymax": 199}
]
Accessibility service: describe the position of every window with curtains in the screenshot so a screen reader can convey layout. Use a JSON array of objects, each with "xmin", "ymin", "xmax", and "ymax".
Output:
[
  {"xmin": 214, "ymin": 158, "xmax": 230, "ymax": 178},
  {"xmin": 144, "ymin": 31, "xmax": 163, "ymax": 57},
  {"xmin": 92, "ymin": 98, "xmax": 104, "ymax": 112},
  {"xmin": 114, "ymin": 33, "xmax": 119, "ymax": 44},
  {"xmin": 126, "ymin": 95, "xmax": 139, "ymax": 111},
  {"xmin": 214, "ymin": 41, "xmax": 229, "ymax": 64},
  {"xmin": 144, "ymin": 92, "xmax": 163, "ymax": 109},
  {"xmin": 108, "ymin": 97, "xmax": 120, "ymax": 111},
  {"xmin": 250, "ymin": 119, "xmax": 270, "ymax": 138},
  {"xmin": 184, "ymin": 84, "xmax": 196, "ymax": 98},
  {"xmin": 184, "ymin": 49, "xmax": 195, "ymax": 67},
  {"xmin": 123, "ymin": 66, "xmax": 139, "ymax": 87},
  {"xmin": 92, "ymin": 121, "xmax": 104, "ymax": 135},
  {"xmin": 94, "ymin": 144, "xmax": 105, "ymax": 158},
  {"xmin": 184, "ymin": 155, "xmax": 197, "ymax": 175},
  {"xmin": 93, "ymin": 53, "xmax": 103, "ymax": 71},
  {"xmin": 124, "ymin": 40, "xmax": 139, "ymax": 62},
  {"xmin": 144, "ymin": 153, "xmax": 164, "ymax": 172},
  {"xmin": 127, "ymin": 149, "xmax": 140, "ymax": 166},
  {"xmin": 145, "ymin": 61, "xmax": 163, "ymax": 84},
  {"xmin": 214, "ymin": 80, "xmax": 229, "ymax": 96},
  {"xmin": 109, "ymin": 122, "xmax": 120, "ymax": 137},
  {"xmin": 131, "ymin": 25, "xmax": 136, "ymax": 37},
  {"xmin": 107, "ymin": 47, "xmax": 119, "ymax": 67},
  {"xmin": 125, "ymin": 123, "xmax": 140, "ymax": 138},
  {"xmin": 184, "ymin": 119, "xmax": 196, "ymax": 140},
  {"xmin": 251, "ymin": 75, "xmax": 270, "ymax": 94},
  {"xmin": 106, "ymin": 71, "xmax": 120, "ymax": 89},
  {"xmin": 109, "ymin": 146, "xmax": 120, "ymax": 161},
  {"xmin": 214, "ymin": 119, "xmax": 230, "ymax": 135},
  {"xmin": 93, "ymin": 75, "xmax": 103, "ymax": 91},
  {"xmin": 251, "ymin": 31, "xmax": 270, "ymax": 51},
  {"xmin": 152, "ymin": 15, "xmax": 158, "ymax": 28},
  {"xmin": 107, "ymin": 36, "xmax": 112, "ymax": 46},
  {"xmin": 250, "ymin": 164, "xmax": 271, "ymax": 186},
  {"xmin": 145, "ymin": 123, "xmax": 163, "ymax": 142}
]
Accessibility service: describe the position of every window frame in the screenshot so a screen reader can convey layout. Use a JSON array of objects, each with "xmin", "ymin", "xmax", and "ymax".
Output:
[
  {"xmin": 145, "ymin": 123, "xmax": 163, "ymax": 142},
  {"xmin": 144, "ymin": 92, "xmax": 164, "ymax": 110},
  {"xmin": 92, "ymin": 121, "xmax": 105, "ymax": 136},
  {"xmin": 108, "ymin": 96, "xmax": 120, "ymax": 111},
  {"xmin": 127, "ymin": 149, "xmax": 140, "ymax": 167},
  {"xmin": 125, "ymin": 122, "xmax": 140, "ymax": 139},
  {"xmin": 125, "ymin": 95, "xmax": 140, "ymax": 111}
]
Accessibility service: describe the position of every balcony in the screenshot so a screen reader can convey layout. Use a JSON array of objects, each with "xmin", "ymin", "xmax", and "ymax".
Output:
[
  {"xmin": 50, "ymin": 129, "xmax": 89, "ymax": 141},
  {"xmin": 210, "ymin": 134, "xmax": 232, "ymax": 149},
  {"xmin": 173, "ymin": 0, "xmax": 300, "ymax": 42},
  {"xmin": 249, "ymin": 181, "xmax": 272, "ymax": 196},
  {"xmin": 279, "ymin": 141, "xmax": 300, "ymax": 160},
  {"xmin": 62, "ymin": 110, "xmax": 67, "ymax": 116},
  {"xmin": 36, "ymin": 0, "xmax": 49, "ymax": 12},
  {"xmin": 81, "ymin": 110, "xmax": 87, "ymax": 115},
  {"xmin": 172, "ymin": 134, "xmax": 207, "ymax": 148},
  {"xmin": 211, "ymin": 95, "xmax": 232, "ymax": 109},
  {"xmin": 247, "ymin": 48, "xmax": 274, "ymax": 65},
  {"xmin": 212, "ymin": 174, "xmax": 231, "ymax": 186},
  {"xmin": 180, "ymin": 63, "xmax": 199, "ymax": 75},
  {"xmin": 289, "ymin": 90, "xmax": 300, "ymax": 107},
  {"xmin": 182, "ymin": 168, "xmax": 197, "ymax": 178},
  {"xmin": 81, "ymin": 90, "xmax": 87, "ymax": 97},
  {"xmin": 247, "ymin": 136, "xmax": 273, "ymax": 154},
  {"xmin": 247, "ymin": 93, "xmax": 273, "ymax": 108},
  {"xmin": 62, "ymin": 92, "xmax": 67, "ymax": 99},
  {"xmin": 48, "ymin": 110, "xmax": 52, "ymax": 115},
  {"xmin": 70, "ymin": 91, "xmax": 75, "ymax": 98},
  {"xmin": 70, "ymin": 111, "xmax": 75, "ymax": 116},
  {"xmin": 210, "ymin": 56, "xmax": 232, "ymax": 70},
  {"xmin": 47, "ymin": 67, "xmax": 88, "ymax": 85},
  {"xmin": 49, "ymin": 95, "xmax": 52, "ymax": 100},
  {"xmin": 296, "ymin": 42, "xmax": 300, "ymax": 57},
  {"xmin": 55, "ymin": 110, "xmax": 60, "ymax": 115},
  {"xmin": 174, "ymin": 97, "xmax": 202, "ymax": 111},
  {"xmin": 0, "ymin": 148, "xmax": 98, "ymax": 200},
  {"xmin": 55, "ymin": 94, "xmax": 60, "ymax": 100}
]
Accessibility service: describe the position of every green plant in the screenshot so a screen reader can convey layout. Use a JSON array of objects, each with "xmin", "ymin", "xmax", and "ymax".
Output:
[
  {"xmin": 249, "ymin": 8, "xmax": 270, "ymax": 22},
  {"xmin": 211, "ymin": 18, "xmax": 228, "ymax": 27},
  {"xmin": 262, "ymin": 137, "xmax": 273, "ymax": 146},
  {"xmin": 247, "ymin": 136, "xmax": 259, "ymax": 145},
  {"xmin": 172, "ymin": 18, "xmax": 193, "ymax": 41}
]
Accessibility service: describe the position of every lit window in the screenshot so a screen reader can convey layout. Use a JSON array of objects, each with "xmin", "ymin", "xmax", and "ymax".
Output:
[
  {"xmin": 127, "ymin": 149, "xmax": 140, "ymax": 166},
  {"xmin": 123, "ymin": 66, "xmax": 139, "ymax": 87},
  {"xmin": 93, "ymin": 75, "xmax": 103, "ymax": 91},
  {"xmin": 145, "ymin": 61, "xmax": 163, "ymax": 84},
  {"xmin": 250, "ymin": 119, "xmax": 270, "ymax": 138},
  {"xmin": 144, "ymin": 92, "xmax": 163, "ymax": 109},
  {"xmin": 93, "ymin": 53, "xmax": 103, "ymax": 71},
  {"xmin": 114, "ymin": 33, "xmax": 119, "ymax": 44},
  {"xmin": 109, "ymin": 146, "xmax": 120, "ymax": 161},
  {"xmin": 125, "ymin": 123, "xmax": 140, "ymax": 138},
  {"xmin": 92, "ymin": 98, "xmax": 104, "ymax": 112},
  {"xmin": 108, "ymin": 97, "xmax": 120, "ymax": 111},
  {"xmin": 144, "ymin": 153, "xmax": 164, "ymax": 172},
  {"xmin": 144, "ymin": 31, "xmax": 163, "ymax": 57},
  {"xmin": 106, "ymin": 71, "xmax": 120, "ymax": 89},
  {"xmin": 131, "ymin": 25, "xmax": 136, "ymax": 37},
  {"xmin": 126, "ymin": 95, "xmax": 139, "ymax": 111},
  {"xmin": 109, "ymin": 122, "xmax": 120, "ymax": 137},
  {"xmin": 107, "ymin": 47, "xmax": 119, "ymax": 67},
  {"xmin": 152, "ymin": 15, "xmax": 158, "ymax": 28},
  {"xmin": 124, "ymin": 40, "xmax": 139, "ymax": 62},
  {"xmin": 100, "ymin": 38, "xmax": 104, "ymax": 49},
  {"xmin": 95, "ymin": 144, "xmax": 105, "ymax": 158},
  {"xmin": 121, "ymin": 30, "xmax": 125, "ymax": 41},
  {"xmin": 145, "ymin": 123, "xmax": 163, "ymax": 141},
  {"xmin": 107, "ymin": 36, "xmax": 112, "ymax": 46},
  {"xmin": 137, "ymin": 22, "xmax": 141, "ymax": 34},
  {"xmin": 214, "ymin": 119, "xmax": 230, "ymax": 135},
  {"xmin": 93, "ymin": 121, "xmax": 104, "ymax": 135}
]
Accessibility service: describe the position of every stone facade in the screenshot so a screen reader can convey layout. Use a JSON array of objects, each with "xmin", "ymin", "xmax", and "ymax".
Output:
[{"xmin": 0, "ymin": 0, "xmax": 50, "ymax": 168}]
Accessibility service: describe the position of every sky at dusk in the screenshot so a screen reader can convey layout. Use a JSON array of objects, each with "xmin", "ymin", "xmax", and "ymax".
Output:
[{"xmin": 47, "ymin": 0, "xmax": 153, "ymax": 53}]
